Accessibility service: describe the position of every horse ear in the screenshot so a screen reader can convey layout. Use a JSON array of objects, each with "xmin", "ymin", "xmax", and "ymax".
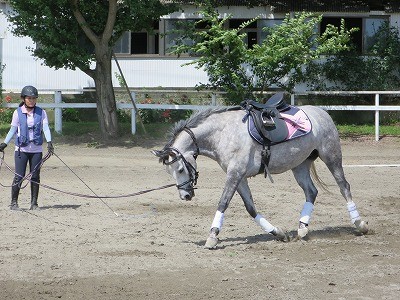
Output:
[
  {"xmin": 151, "ymin": 150, "xmax": 163, "ymax": 157},
  {"xmin": 152, "ymin": 150, "xmax": 169, "ymax": 164}
]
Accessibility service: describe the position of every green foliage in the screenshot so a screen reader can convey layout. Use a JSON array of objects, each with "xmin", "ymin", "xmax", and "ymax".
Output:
[
  {"xmin": 7, "ymin": 0, "xmax": 178, "ymax": 139},
  {"xmin": 117, "ymin": 109, "xmax": 131, "ymax": 123},
  {"xmin": 138, "ymin": 94, "xmax": 192, "ymax": 123},
  {"xmin": 0, "ymin": 94, "xmax": 16, "ymax": 124},
  {"xmin": 8, "ymin": 0, "xmax": 177, "ymax": 73},
  {"xmin": 114, "ymin": 72, "xmax": 126, "ymax": 88},
  {"xmin": 304, "ymin": 21, "xmax": 400, "ymax": 92},
  {"xmin": 250, "ymin": 14, "xmax": 355, "ymax": 93},
  {"xmin": 0, "ymin": 108, "xmax": 14, "ymax": 124},
  {"xmin": 62, "ymin": 108, "xmax": 81, "ymax": 122},
  {"xmin": 172, "ymin": 2, "xmax": 354, "ymax": 104},
  {"xmin": 172, "ymin": 5, "xmax": 253, "ymax": 104}
]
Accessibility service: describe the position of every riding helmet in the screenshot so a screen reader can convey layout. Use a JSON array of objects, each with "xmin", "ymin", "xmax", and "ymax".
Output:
[{"xmin": 21, "ymin": 85, "xmax": 39, "ymax": 98}]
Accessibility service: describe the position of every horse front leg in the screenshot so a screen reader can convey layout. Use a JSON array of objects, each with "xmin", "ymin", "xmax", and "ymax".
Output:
[
  {"xmin": 236, "ymin": 178, "xmax": 288, "ymax": 241},
  {"xmin": 204, "ymin": 173, "xmax": 241, "ymax": 249}
]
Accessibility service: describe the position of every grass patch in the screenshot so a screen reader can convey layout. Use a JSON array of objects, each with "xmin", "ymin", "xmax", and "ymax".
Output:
[{"xmin": 337, "ymin": 124, "xmax": 400, "ymax": 136}]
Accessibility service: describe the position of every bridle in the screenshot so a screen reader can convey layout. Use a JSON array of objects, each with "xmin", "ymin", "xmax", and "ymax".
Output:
[{"xmin": 162, "ymin": 128, "xmax": 199, "ymax": 193}]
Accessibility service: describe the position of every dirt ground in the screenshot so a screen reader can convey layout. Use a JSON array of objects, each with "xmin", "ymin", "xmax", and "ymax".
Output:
[{"xmin": 0, "ymin": 135, "xmax": 399, "ymax": 300}]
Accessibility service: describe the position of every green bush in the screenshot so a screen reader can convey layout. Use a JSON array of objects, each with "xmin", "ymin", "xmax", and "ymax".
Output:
[
  {"xmin": 117, "ymin": 109, "xmax": 131, "ymax": 123},
  {"xmin": 138, "ymin": 94, "xmax": 193, "ymax": 124},
  {"xmin": 62, "ymin": 108, "xmax": 81, "ymax": 122},
  {"xmin": 0, "ymin": 94, "xmax": 17, "ymax": 125}
]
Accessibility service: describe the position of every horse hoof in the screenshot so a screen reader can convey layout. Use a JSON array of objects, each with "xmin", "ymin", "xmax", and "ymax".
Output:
[
  {"xmin": 298, "ymin": 226, "xmax": 309, "ymax": 238},
  {"xmin": 355, "ymin": 220, "xmax": 369, "ymax": 234},
  {"xmin": 273, "ymin": 227, "xmax": 289, "ymax": 242},
  {"xmin": 204, "ymin": 236, "xmax": 218, "ymax": 249}
]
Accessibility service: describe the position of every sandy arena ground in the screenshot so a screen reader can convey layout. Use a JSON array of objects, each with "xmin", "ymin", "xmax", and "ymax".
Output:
[{"xmin": 0, "ymin": 135, "xmax": 399, "ymax": 300}]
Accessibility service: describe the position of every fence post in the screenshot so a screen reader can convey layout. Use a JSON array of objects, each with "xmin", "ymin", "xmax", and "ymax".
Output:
[
  {"xmin": 54, "ymin": 91, "xmax": 62, "ymax": 134},
  {"xmin": 290, "ymin": 94, "xmax": 295, "ymax": 106},
  {"xmin": 131, "ymin": 91, "xmax": 136, "ymax": 135},
  {"xmin": 211, "ymin": 93, "xmax": 216, "ymax": 106},
  {"xmin": 375, "ymin": 93, "xmax": 380, "ymax": 141}
]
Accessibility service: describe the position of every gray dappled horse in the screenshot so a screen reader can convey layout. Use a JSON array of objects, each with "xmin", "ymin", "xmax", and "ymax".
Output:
[{"xmin": 152, "ymin": 104, "xmax": 368, "ymax": 249}]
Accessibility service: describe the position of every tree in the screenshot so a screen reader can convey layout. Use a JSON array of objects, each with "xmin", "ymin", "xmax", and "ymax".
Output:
[
  {"xmin": 172, "ymin": 2, "xmax": 356, "ymax": 104},
  {"xmin": 7, "ymin": 0, "xmax": 177, "ymax": 139},
  {"xmin": 315, "ymin": 21, "xmax": 400, "ymax": 91}
]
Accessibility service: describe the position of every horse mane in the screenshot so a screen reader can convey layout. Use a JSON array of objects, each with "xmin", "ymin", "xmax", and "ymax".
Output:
[{"xmin": 164, "ymin": 107, "xmax": 233, "ymax": 149}]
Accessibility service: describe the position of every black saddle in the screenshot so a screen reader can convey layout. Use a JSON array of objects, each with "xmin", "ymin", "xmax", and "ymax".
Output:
[
  {"xmin": 246, "ymin": 92, "xmax": 289, "ymax": 111},
  {"xmin": 241, "ymin": 93, "xmax": 289, "ymax": 143}
]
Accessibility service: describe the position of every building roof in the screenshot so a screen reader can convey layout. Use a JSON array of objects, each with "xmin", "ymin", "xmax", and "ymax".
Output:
[{"xmin": 172, "ymin": 1, "xmax": 400, "ymax": 13}]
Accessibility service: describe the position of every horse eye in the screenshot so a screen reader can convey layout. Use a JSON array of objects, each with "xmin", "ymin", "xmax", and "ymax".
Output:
[{"xmin": 178, "ymin": 167, "xmax": 184, "ymax": 174}]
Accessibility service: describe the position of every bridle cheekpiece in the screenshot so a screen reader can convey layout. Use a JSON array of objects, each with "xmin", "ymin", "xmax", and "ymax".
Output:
[{"xmin": 162, "ymin": 127, "xmax": 200, "ymax": 193}]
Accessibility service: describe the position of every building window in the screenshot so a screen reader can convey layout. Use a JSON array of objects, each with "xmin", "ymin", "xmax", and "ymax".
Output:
[
  {"xmin": 114, "ymin": 21, "xmax": 159, "ymax": 55},
  {"xmin": 320, "ymin": 16, "xmax": 389, "ymax": 53},
  {"xmin": 164, "ymin": 19, "xmax": 194, "ymax": 54},
  {"xmin": 364, "ymin": 17, "xmax": 388, "ymax": 52},
  {"xmin": 258, "ymin": 19, "xmax": 284, "ymax": 45},
  {"xmin": 114, "ymin": 16, "xmax": 390, "ymax": 56},
  {"xmin": 228, "ymin": 19, "xmax": 284, "ymax": 48},
  {"xmin": 131, "ymin": 32, "xmax": 148, "ymax": 54},
  {"xmin": 229, "ymin": 19, "xmax": 258, "ymax": 49},
  {"xmin": 114, "ymin": 31, "xmax": 130, "ymax": 54}
]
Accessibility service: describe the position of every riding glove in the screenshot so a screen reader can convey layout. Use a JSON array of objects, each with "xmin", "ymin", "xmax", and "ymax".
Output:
[
  {"xmin": 0, "ymin": 143, "xmax": 7, "ymax": 152},
  {"xmin": 47, "ymin": 141, "xmax": 54, "ymax": 154}
]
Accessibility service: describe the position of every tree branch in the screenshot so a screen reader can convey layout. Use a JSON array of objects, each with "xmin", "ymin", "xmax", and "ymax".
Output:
[
  {"xmin": 102, "ymin": 0, "xmax": 118, "ymax": 43},
  {"xmin": 69, "ymin": 0, "xmax": 99, "ymax": 45}
]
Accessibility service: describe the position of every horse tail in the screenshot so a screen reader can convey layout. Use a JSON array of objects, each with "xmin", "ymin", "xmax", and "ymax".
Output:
[{"xmin": 310, "ymin": 162, "xmax": 331, "ymax": 194}]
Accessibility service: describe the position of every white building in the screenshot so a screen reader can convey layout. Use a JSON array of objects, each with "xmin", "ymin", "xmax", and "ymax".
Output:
[{"xmin": 1, "ymin": 0, "xmax": 400, "ymax": 92}]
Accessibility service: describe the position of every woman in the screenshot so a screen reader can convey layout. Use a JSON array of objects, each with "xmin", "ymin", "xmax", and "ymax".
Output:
[{"xmin": 0, "ymin": 85, "xmax": 54, "ymax": 210}]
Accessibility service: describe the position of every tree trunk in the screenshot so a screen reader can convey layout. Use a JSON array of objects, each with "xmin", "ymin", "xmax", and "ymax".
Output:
[{"xmin": 93, "ymin": 47, "xmax": 119, "ymax": 140}]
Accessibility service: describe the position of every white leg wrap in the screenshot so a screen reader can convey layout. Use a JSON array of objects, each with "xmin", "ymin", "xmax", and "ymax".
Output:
[
  {"xmin": 299, "ymin": 202, "xmax": 314, "ymax": 225},
  {"xmin": 347, "ymin": 201, "xmax": 361, "ymax": 224},
  {"xmin": 210, "ymin": 210, "xmax": 224, "ymax": 231},
  {"xmin": 254, "ymin": 214, "xmax": 275, "ymax": 233}
]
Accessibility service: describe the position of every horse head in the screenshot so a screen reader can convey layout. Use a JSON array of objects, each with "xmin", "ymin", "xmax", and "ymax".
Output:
[{"xmin": 152, "ymin": 147, "xmax": 198, "ymax": 201}]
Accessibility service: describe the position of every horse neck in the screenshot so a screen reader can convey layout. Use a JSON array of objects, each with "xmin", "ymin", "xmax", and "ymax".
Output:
[{"xmin": 174, "ymin": 123, "xmax": 219, "ymax": 159}]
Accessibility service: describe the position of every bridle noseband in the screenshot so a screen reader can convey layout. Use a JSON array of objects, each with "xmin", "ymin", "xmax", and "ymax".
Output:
[{"xmin": 162, "ymin": 128, "xmax": 200, "ymax": 193}]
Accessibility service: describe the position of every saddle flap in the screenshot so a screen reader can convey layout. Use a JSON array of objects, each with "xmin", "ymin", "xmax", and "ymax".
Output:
[
  {"xmin": 259, "ymin": 117, "xmax": 288, "ymax": 142},
  {"xmin": 250, "ymin": 110, "xmax": 288, "ymax": 143}
]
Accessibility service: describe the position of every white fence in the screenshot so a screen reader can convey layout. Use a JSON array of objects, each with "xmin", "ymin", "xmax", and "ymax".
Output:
[{"xmin": 2, "ymin": 90, "xmax": 400, "ymax": 141}]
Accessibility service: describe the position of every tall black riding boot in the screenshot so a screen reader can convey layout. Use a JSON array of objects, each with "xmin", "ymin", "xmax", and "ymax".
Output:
[
  {"xmin": 30, "ymin": 183, "xmax": 40, "ymax": 210},
  {"xmin": 10, "ymin": 180, "xmax": 21, "ymax": 211}
]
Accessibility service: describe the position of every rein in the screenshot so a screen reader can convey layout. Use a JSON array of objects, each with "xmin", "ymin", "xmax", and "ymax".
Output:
[{"xmin": 0, "ymin": 151, "xmax": 175, "ymax": 199}]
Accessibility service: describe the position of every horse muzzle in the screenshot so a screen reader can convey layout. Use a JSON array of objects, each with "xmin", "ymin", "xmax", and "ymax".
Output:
[{"xmin": 178, "ymin": 187, "xmax": 195, "ymax": 201}]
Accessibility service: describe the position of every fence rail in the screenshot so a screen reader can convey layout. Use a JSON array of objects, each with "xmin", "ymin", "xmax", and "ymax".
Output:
[{"xmin": 2, "ymin": 90, "xmax": 400, "ymax": 141}]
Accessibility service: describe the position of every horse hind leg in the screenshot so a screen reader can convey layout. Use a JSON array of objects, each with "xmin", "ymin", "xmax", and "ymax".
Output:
[
  {"xmin": 319, "ymin": 149, "xmax": 369, "ymax": 234},
  {"xmin": 237, "ymin": 178, "xmax": 289, "ymax": 242}
]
